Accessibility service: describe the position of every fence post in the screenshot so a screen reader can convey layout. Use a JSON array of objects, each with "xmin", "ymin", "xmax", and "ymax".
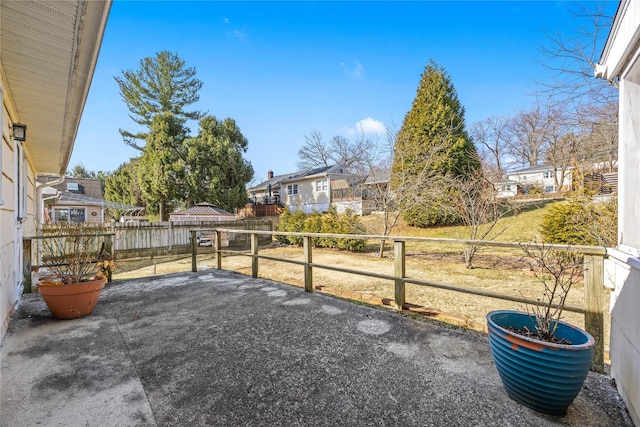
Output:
[
  {"xmin": 22, "ymin": 238, "xmax": 32, "ymax": 294},
  {"xmin": 394, "ymin": 240, "xmax": 405, "ymax": 310},
  {"xmin": 191, "ymin": 230, "xmax": 197, "ymax": 272},
  {"xmin": 215, "ymin": 230, "xmax": 222, "ymax": 270},
  {"xmin": 251, "ymin": 233, "xmax": 259, "ymax": 278},
  {"xmin": 304, "ymin": 236, "xmax": 313, "ymax": 292},
  {"xmin": 104, "ymin": 234, "xmax": 113, "ymax": 259},
  {"xmin": 584, "ymin": 253, "xmax": 605, "ymax": 373}
]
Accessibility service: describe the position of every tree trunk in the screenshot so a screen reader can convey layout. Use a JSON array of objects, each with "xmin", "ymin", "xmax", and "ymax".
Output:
[
  {"xmin": 464, "ymin": 245, "xmax": 477, "ymax": 269},
  {"xmin": 378, "ymin": 239, "xmax": 386, "ymax": 258}
]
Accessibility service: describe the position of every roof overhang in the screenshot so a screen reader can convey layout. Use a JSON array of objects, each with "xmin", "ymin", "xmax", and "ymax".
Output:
[
  {"xmin": 1, "ymin": 0, "xmax": 112, "ymax": 176},
  {"xmin": 595, "ymin": 0, "xmax": 640, "ymax": 81}
]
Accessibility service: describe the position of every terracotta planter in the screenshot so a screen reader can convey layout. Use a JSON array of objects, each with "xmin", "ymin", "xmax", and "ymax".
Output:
[{"xmin": 38, "ymin": 278, "xmax": 106, "ymax": 319}]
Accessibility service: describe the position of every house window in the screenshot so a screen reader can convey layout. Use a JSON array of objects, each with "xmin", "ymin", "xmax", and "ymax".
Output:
[
  {"xmin": 287, "ymin": 184, "xmax": 298, "ymax": 196},
  {"xmin": 544, "ymin": 185, "xmax": 555, "ymax": 193},
  {"xmin": 315, "ymin": 179, "xmax": 327, "ymax": 192},
  {"xmin": 543, "ymin": 172, "xmax": 551, "ymax": 179},
  {"xmin": 505, "ymin": 185, "xmax": 511, "ymax": 191},
  {"xmin": 54, "ymin": 207, "xmax": 86, "ymax": 223},
  {"xmin": 521, "ymin": 175, "xmax": 527, "ymax": 180}
]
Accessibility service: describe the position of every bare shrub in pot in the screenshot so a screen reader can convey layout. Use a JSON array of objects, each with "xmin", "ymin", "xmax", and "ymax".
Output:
[{"xmin": 519, "ymin": 241, "xmax": 583, "ymax": 343}]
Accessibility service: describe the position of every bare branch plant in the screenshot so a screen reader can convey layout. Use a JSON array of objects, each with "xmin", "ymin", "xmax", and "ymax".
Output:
[{"xmin": 519, "ymin": 242, "xmax": 583, "ymax": 341}]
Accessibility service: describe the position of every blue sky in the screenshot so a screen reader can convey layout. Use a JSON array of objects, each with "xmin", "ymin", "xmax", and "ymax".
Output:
[{"xmin": 69, "ymin": 1, "xmax": 616, "ymax": 185}]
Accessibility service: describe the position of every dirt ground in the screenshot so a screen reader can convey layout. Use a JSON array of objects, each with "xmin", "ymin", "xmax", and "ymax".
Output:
[{"xmin": 113, "ymin": 241, "xmax": 612, "ymax": 353}]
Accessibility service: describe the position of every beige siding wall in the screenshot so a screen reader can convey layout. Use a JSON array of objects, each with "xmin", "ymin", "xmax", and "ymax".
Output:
[
  {"xmin": 1, "ymin": 89, "xmax": 16, "ymax": 337},
  {"xmin": 0, "ymin": 79, "xmax": 37, "ymax": 338},
  {"xmin": 284, "ymin": 178, "xmax": 330, "ymax": 214},
  {"xmin": 87, "ymin": 205, "xmax": 102, "ymax": 222}
]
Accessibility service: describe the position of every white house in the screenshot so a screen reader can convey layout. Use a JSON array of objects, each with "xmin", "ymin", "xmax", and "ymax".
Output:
[
  {"xmin": 506, "ymin": 164, "xmax": 573, "ymax": 194},
  {"xmin": 493, "ymin": 179, "xmax": 519, "ymax": 198},
  {"xmin": 280, "ymin": 164, "xmax": 351, "ymax": 214},
  {"xmin": 595, "ymin": 0, "xmax": 640, "ymax": 424},
  {"xmin": 0, "ymin": 1, "xmax": 111, "ymax": 338}
]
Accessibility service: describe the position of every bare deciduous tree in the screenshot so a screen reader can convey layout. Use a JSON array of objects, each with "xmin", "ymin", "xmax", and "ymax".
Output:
[
  {"xmin": 443, "ymin": 166, "xmax": 519, "ymax": 269},
  {"xmin": 297, "ymin": 131, "xmax": 372, "ymax": 172},
  {"xmin": 507, "ymin": 103, "xmax": 551, "ymax": 168},
  {"xmin": 470, "ymin": 115, "xmax": 512, "ymax": 179},
  {"xmin": 538, "ymin": 1, "xmax": 617, "ymax": 106},
  {"xmin": 360, "ymin": 126, "xmax": 452, "ymax": 257}
]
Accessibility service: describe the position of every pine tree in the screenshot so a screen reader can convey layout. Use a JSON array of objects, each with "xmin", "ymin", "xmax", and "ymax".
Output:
[
  {"xmin": 137, "ymin": 113, "xmax": 187, "ymax": 220},
  {"xmin": 115, "ymin": 51, "xmax": 205, "ymax": 149},
  {"xmin": 391, "ymin": 60, "xmax": 480, "ymax": 227}
]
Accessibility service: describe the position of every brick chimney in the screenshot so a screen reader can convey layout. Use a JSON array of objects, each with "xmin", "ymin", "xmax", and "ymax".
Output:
[{"xmin": 267, "ymin": 170, "xmax": 274, "ymax": 179}]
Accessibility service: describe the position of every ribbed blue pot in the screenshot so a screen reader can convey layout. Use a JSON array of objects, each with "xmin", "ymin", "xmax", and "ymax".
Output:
[{"xmin": 487, "ymin": 310, "xmax": 595, "ymax": 415}]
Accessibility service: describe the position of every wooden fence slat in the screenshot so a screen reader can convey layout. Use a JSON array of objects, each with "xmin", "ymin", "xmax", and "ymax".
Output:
[
  {"xmin": 304, "ymin": 236, "xmax": 313, "ymax": 293},
  {"xmin": 584, "ymin": 254, "xmax": 605, "ymax": 373},
  {"xmin": 251, "ymin": 233, "xmax": 259, "ymax": 278},
  {"xmin": 394, "ymin": 240, "xmax": 405, "ymax": 309}
]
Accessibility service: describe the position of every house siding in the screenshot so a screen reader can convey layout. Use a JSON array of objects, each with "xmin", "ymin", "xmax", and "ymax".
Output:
[
  {"xmin": 507, "ymin": 167, "xmax": 572, "ymax": 193},
  {"xmin": 0, "ymin": 87, "xmax": 37, "ymax": 338},
  {"xmin": 596, "ymin": 1, "xmax": 640, "ymax": 423},
  {"xmin": 285, "ymin": 178, "xmax": 331, "ymax": 214}
]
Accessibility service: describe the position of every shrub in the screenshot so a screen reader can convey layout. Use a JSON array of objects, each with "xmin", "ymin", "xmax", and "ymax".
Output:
[
  {"xmin": 540, "ymin": 197, "xmax": 617, "ymax": 246},
  {"xmin": 276, "ymin": 208, "xmax": 306, "ymax": 245},
  {"xmin": 276, "ymin": 207, "xmax": 366, "ymax": 251}
]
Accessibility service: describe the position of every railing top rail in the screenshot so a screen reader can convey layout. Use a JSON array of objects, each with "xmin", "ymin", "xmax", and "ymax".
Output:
[
  {"xmin": 24, "ymin": 232, "xmax": 116, "ymax": 240},
  {"xmin": 192, "ymin": 228, "xmax": 608, "ymax": 255}
]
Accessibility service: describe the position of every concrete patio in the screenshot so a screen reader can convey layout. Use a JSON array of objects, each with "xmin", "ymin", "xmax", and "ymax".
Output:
[{"xmin": 0, "ymin": 269, "xmax": 633, "ymax": 426}]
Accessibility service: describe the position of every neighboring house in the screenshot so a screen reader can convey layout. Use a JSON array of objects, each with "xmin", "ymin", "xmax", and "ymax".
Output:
[
  {"xmin": 246, "ymin": 170, "xmax": 288, "ymax": 206},
  {"xmin": 506, "ymin": 164, "xmax": 573, "ymax": 194},
  {"xmin": 0, "ymin": 1, "xmax": 111, "ymax": 338},
  {"xmin": 43, "ymin": 178, "xmax": 107, "ymax": 223},
  {"xmin": 170, "ymin": 203, "xmax": 236, "ymax": 222},
  {"xmin": 280, "ymin": 164, "xmax": 352, "ymax": 214},
  {"xmin": 331, "ymin": 169, "xmax": 390, "ymax": 215},
  {"xmin": 493, "ymin": 180, "xmax": 519, "ymax": 198},
  {"xmin": 596, "ymin": 1, "xmax": 640, "ymax": 424}
]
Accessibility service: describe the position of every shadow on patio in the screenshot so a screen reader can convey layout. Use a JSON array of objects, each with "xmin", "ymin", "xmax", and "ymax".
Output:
[{"xmin": 0, "ymin": 270, "xmax": 633, "ymax": 426}]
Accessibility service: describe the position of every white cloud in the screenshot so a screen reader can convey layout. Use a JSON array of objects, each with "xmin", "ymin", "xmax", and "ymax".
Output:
[
  {"xmin": 223, "ymin": 18, "xmax": 230, "ymax": 24},
  {"xmin": 355, "ymin": 117, "xmax": 386, "ymax": 136},
  {"xmin": 233, "ymin": 30, "xmax": 247, "ymax": 41},
  {"xmin": 340, "ymin": 61, "xmax": 364, "ymax": 79},
  {"xmin": 339, "ymin": 117, "xmax": 387, "ymax": 139}
]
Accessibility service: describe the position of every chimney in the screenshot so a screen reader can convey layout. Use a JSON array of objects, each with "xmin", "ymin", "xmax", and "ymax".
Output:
[{"xmin": 267, "ymin": 170, "xmax": 274, "ymax": 179}]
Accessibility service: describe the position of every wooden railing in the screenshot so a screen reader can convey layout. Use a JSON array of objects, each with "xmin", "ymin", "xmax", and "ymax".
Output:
[
  {"xmin": 22, "ymin": 233, "xmax": 115, "ymax": 293},
  {"xmin": 190, "ymin": 229, "xmax": 608, "ymax": 373}
]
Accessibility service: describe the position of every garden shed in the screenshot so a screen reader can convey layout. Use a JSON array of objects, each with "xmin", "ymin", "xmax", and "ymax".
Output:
[{"xmin": 169, "ymin": 203, "xmax": 236, "ymax": 222}]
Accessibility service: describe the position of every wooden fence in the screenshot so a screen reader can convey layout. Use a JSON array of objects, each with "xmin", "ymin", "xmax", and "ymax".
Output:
[
  {"xmin": 190, "ymin": 228, "xmax": 608, "ymax": 374},
  {"xmin": 108, "ymin": 219, "xmax": 272, "ymax": 258}
]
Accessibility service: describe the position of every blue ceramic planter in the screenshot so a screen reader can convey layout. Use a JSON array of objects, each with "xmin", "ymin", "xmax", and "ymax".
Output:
[{"xmin": 487, "ymin": 310, "xmax": 595, "ymax": 415}]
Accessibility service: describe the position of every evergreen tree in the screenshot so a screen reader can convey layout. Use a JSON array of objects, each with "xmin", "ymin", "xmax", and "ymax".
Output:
[
  {"xmin": 104, "ymin": 160, "xmax": 144, "ymax": 208},
  {"xmin": 183, "ymin": 116, "xmax": 254, "ymax": 212},
  {"xmin": 391, "ymin": 60, "xmax": 480, "ymax": 227},
  {"xmin": 115, "ymin": 51, "xmax": 205, "ymax": 149},
  {"xmin": 137, "ymin": 113, "xmax": 187, "ymax": 220}
]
